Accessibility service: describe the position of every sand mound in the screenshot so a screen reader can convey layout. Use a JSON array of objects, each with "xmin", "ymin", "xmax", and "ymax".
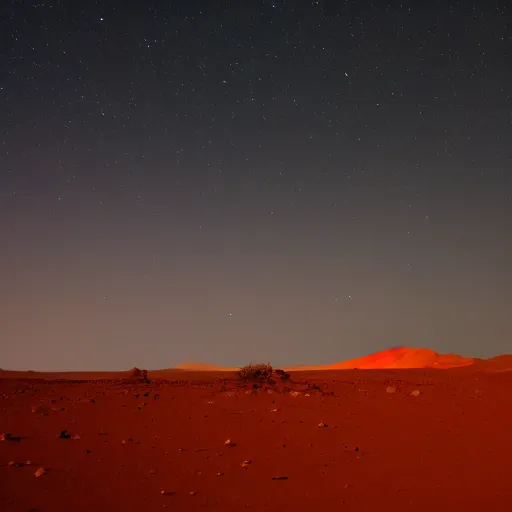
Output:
[
  {"xmin": 284, "ymin": 347, "xmax": 475, "ymax": 371},
  {"xmin": 474, "ymin": 355, "xmax": 512, "ymax": 372},
  {"xmin": 170, "ymin": 347, "xmax": 475, "ymax": 373},
  {"xmin": 3, "ymin": 348, "xmax": 510, "ymax": 377}
]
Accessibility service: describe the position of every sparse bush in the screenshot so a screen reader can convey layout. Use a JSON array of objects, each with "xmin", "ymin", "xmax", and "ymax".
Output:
[
  {"xmin": 237, "ymin": 363, "xmax": 274, "ymax": 382},
  {"xmin": 275, "ymin": 369, "xmax": 291, "ymax": 381}
]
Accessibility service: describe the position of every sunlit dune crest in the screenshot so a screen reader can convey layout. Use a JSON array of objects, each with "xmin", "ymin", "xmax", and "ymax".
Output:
[{"xmin": 284, "ymin": 347, "xmax": 475, "ymax": 371}]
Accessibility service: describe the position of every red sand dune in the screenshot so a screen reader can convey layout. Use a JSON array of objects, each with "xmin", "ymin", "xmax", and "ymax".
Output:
[
  {"xmin": 2, "ymin": 347, "xmax": 511, "ymax": 382},
  {"xmin": 472, "ymin": 354, "xmax": 512, "ymax": 372},
  {"xmin": 172, "ymin": 347, "xmax": 488, "ymax": 373},
  {"xmin": 175, "ymin": 347, "xmax": 484, "ymax": 371},
  {"xmin": 172, "ymin": 347, "xmax": 479, "ymax": 374},
  {"xmin": 284, "ymin": 346, "xmax": 476, "ymax": 371}
]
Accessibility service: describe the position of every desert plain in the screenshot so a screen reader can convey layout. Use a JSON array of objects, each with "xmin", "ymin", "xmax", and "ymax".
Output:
[{"xmin": 2, "ymin": 347, "xmax": 512, "ymax": 511}]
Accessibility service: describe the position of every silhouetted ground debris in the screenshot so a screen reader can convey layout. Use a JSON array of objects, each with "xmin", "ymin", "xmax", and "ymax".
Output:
[
  {"xmin": 275, "ymin": 369, "xmax": 291, "ymax": 381},
  {"xmin": 32, "ymin": 405, "xmax": 49, "ymax": 414},
  {"xmin": 1, "ymin": 432, "xmax": 21, "ymax": 442}
]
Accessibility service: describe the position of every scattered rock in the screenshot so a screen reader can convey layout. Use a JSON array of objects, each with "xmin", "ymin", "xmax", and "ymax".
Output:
[
  {"xmin": 32, "ymin": 405, "xmax": 49, "ymax": 415},
  {"xmin": 58, "ymin": 430, "xmax": 71, "ymax": 439},
  {"xmin": 318, "ymin": 422, "xmax": 328, "ymax": 428},
  {"xmin": 34, "ymin": 467, "xmax": 46, "ymax": 478},
  {"xmin": 8, "ymin": 461, "xmax": 27, "ymax": 468},
  {"xmin": 241, "ymin": 459, "xmax": 252, "ymax": 468},
  {"xmin": 386, "ymin": 386, "xmax": 396, "ymax": 394},
  {"xmin": 272, "ymin": 476, "xmax": 289, "ymax": 480},
  {"xmin": 0, "ymin": 432, "xmax": 21, "ymax": 442},
  {"xmin": 224, "ymin": 439, "xmax": 236, "ymax": 447},
  {"xmin": 160, "ymin": 490, "xmax": 175, "ymax": 496},
  {"xmin": 410, "ymin": 390, "xmax": 420, "ymax": 396}
]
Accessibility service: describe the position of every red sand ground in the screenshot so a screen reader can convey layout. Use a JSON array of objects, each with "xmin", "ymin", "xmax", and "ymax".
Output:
[{"xmin": 2, "ymin": 348, "xmax": 512, "ymax": 511}]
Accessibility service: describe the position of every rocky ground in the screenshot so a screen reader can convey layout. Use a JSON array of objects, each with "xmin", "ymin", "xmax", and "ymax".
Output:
[{"xmin": 2, "ymin": 368, "xmax": 512, "ymax": 511}]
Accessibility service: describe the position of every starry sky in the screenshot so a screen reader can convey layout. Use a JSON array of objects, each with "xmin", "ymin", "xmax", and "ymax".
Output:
[{"xmin": 1, "ymin": 0, "xmax": 511, "ymax": 371}]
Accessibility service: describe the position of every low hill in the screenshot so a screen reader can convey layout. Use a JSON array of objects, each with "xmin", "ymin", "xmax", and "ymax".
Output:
[
  {"xmin": 284, "ymin": 347, "xmax": 475, "ymax": 371},
  {"xmin": 172, "ymin": 362, "xmax": 237, "ymax": 371}
]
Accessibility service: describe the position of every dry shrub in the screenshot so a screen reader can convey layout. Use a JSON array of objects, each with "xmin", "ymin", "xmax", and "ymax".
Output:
[{"xmin": 237, "ymin": 363, "xmax": 274, "ymax": 382}]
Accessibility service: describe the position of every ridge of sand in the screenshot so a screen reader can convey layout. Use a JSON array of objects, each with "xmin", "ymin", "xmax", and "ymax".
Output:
[
  {"xmin": 472, "ymin": 355, "xmax": 512, "ymax": 372},
  {"xmin": 172, "ymin": 362, "xmax": 237, "ymax": 371},
  {"xmin": 163, "ymin": 347, "xmax": 490, "ymax": 372},
  {"xmin": 283, "ymin": 347, "xmax": 475, "ymax": 371}
]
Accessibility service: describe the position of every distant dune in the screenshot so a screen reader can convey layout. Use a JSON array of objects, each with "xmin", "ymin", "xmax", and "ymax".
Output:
[
  {"xmin": 283, "ymin": 347, "xmax": 476, "ymax": 371},
  {"xmin": 472, "ymin": 355, "xmax": 512, "ymax": 372},
  {"xmin": 2, "ymin": 347, "xmax": 511, "ymax": 379},
  {"xmin": 172, "ymin": 362, "xmax": 237, "ymax": 371}
]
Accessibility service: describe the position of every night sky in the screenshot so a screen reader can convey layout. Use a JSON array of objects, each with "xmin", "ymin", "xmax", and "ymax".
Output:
[{"xmin": 2, "ymin": 0, "xmax": 511, "ymax": 371}]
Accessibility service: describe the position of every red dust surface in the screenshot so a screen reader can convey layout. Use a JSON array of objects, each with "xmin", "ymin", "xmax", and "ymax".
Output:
[{"xmin": 2, "ymin": 348, "xmax": 512, "ymax": 511}]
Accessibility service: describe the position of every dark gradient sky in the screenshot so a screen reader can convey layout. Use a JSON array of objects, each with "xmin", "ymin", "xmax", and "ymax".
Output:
[{"xmin": 2, "ymin": 0, "xmax": 511, "ymax": 371}]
